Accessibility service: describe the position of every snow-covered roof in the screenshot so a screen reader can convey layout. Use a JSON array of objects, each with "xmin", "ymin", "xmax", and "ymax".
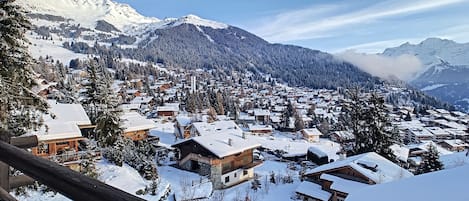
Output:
[
  {"xmin": 296, "ymin": 181, "xmax": 331, "ymax": 201},
  {"xmin": 34, "ymin": 122, "xmax": 83, "ymax": 141},
  {"xmin": 332, "ymin": 131, "xmax": 355, "ymax": 140},
  {"xmin": 308, "ymin": 146, "xmax": 328, "ymax": 158},
  {"xmin": 425, "ymin": 127, "xmax": 450, "ymax": 136},
  {"xmin": 130, "ymin": 96, "xmax": 153, "ymax": 105},
  {"xmin": 345, "ymin": 165, "xmax": 469, "ymax": 201},
  {"xmin": 47, "ymin": 100, "xmax": 91, "ymax": 126},
  {"xmin": 120, "ymin": 112, "xmax": 156, "ymax": 133},
  {"xmin": 306, "ymin": 152, "xmax": 413, "ymax": 184},
  {"xmin": 176, "ymin": 115, "xmax": 192, "ymax": 127},
  {"xmin": 253, "ymin": 109, "xmax": 270, "ymax": 116},
  {"xmin": 120, "ymin": 104, "xmax": 140, "ymax": 111},
  {"xmin": 390, "ymin": 144, "xmax": 409, "ymax": 162},
  {"xmin": 442, "ymin": 139, "xmax": 468, "ymax": 148},
  {"xmin": 175, "ymin": 121, "xmax": 261, "ymax": 158},
  {"xmin": 248, "ymin": 124, "xmax": 273, "ymax": 131},
  {"xmin": 192, "ymin": 120, "xmax": 242, "ymax": 136},
  {"xmin": 408, "ymin": 127, "xmax": 433, "ymax": 137},
  {"xmin": 320, "ymin": 174, "xmax": 369, "ymax": 194},
  {"xmin": 302, "ymin": 128, "xmax": 323, "ymax": 136},
  {"xmin": 157, "ymin": 103, "xmax": 179, "ymax": 112}
]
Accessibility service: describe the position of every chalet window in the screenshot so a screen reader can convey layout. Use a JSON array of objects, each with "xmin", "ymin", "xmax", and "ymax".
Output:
[
  {"xmin": 222, "ymin": 162, "xmax": 231, "ymax": 171},
  {"xmin": 225, "ymin": 176, "xmax": 230, "ymax": 183},
  {"xmin": 38, "ymin": 143, "xmax": 49, "ymax": 154},
  {"xmin": 243, "ymin": 170, "xmax": 248, "ymax": 176},
  {"xmin": 234, "ymin": 173, "xmax": 237, "ymax": 178}
]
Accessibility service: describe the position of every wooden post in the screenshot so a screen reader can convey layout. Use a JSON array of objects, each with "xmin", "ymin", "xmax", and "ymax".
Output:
[
  {"xmin": 10, "ymin": 136, "xmax": 38, "ymax": 149},
  {"xmin": 0, "ymin": 140, "xmax": 145, "ymax": 201},
  {"xmin": 0, "ymin": 186, "xmax": 17, "ymax": 201},
  {"xmin": 9, "ymin": 175, "xmax": 35, "ymax": 189},
  {"xmin": 0, "ymin": 161, "xmax": 9, "ymax": 192},
  {"xmin": 0, "ymin": 131, "xmax": 10, "ymax": 192}
]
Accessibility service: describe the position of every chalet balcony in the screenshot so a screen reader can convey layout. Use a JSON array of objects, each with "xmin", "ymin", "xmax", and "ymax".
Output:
[{"xmin": 221, "ymin": 160, "xmax": 262, "ymax": 175}]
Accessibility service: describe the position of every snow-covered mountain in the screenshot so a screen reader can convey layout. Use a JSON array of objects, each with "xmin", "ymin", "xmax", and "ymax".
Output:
[
  {"xmin": 17, "ymin": 0, "xmax": 227, "ymax": 35},
  {"xmin": 382, "ymin": 38, "xmax": 469, "ymax": 111},
  {"xmin": 19, "ymin": 0, "xmax": 381, "ymax": 91}
]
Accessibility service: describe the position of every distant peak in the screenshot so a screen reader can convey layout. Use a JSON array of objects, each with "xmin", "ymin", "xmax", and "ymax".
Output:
[
  {"xmin": 419, "ymin": 37, "xmax": 455, "ymax": 46},
  {"xmin": 182, "ymin": 14, "xmax": 201, "ymax": 19},
  {"xmin": 171, "ymin": 14, "xmax": 228, "ymax": 29}
]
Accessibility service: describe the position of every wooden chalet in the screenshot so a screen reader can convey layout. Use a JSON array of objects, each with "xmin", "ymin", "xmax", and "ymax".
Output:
[
  {"xmin": 301, "ymin": 128, "xmax": 323, "ymax": 143},
  {"xmin": 299, "ymin": 152, "xmax": 413, "ymax": 201},
  {"xmin": 30, "ymin": 100, "xmax": 93, "ymax": 170},
  {"xmin": 156, "ymin": 103, "xmax": 179, "ymax": 117},
  {"xmin": 439, "ymin": 139, "xmax": 468, "ymax": 152},
  {"xmin": 175, "ymin": 115, "xmax": 192, "ymax": 139},
  {"xmin": 248, "ymin": 124, "xmax": 273, "ymax": 135},
  {"xmin": 253, "ymin": 109, "xmax": 270, "ymax": 124},
  {"xmin": 173, "ymin": 121, "xmax": 262, "ymax": 189},
  {"xmin": 121, "ymin": 112, "xmax": 156, "ymax": 141}
]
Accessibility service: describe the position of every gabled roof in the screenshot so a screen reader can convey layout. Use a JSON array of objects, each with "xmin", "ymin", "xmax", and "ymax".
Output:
[
  {"xmin": 47, "ymin": 100, "xmax": 91, "ymax": 126},
  {"xmin": 302, "ymin": 128, "xmax": 323, "ymax": 136},
  {"xmin": 296, "ymin": 181, "xmax": 331, "ymax": 201},
  {"xmin": 345, "ymin": 165, "xmax": 469, "ymax": 201},
  {"xmin": 174, "ymin": 121, "xmax": 261, "ymax": 158},
  {"xmin": 120, "ymin": 112, "xmax": 156, "ymax": 133},
  {"xmin": 306, "ymin": 152, "xmax": 413, "ymax": 184},
  {"xmin": 320, "ymin": 174, "xmax": 369, "ymax": 194},
  {"xmin": 34, "ymin": 122, "xmax": 82, "ymax": 141}
]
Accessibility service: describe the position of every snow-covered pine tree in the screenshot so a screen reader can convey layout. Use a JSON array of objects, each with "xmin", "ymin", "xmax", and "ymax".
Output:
[
  {"xmin": 343, "ymin": 89, "xmax": 398, "ymax": 161},
  {"xmin": 416, "ymin": 144, "xmax": 444, "ymax": 174},
  {"xmin": 0, "ymin": 0, "xmax": 48, "ymax": 137},
  {"xmin": 359, "ymin": 93, "xmax": 397, "ymax": 161},
  {"xmin": 92, "ymin": 59, "xmax": 122, "ymax": 147}
]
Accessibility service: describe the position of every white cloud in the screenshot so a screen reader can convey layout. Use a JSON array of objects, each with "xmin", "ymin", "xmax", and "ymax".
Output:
[
  {"xmin": 334, "ymin": 38, "xmax": 424, "ymax": 53},
  {"xmin": 251, "ymin": 0, "xmax": 466, "ymax": 43},
  {"xmin": 336, "ymin": 50, "xmax": 424, "ymax": 81}
]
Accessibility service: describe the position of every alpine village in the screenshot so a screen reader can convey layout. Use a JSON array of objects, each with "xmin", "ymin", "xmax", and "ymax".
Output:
[{"xmin": 0, "ymin": 0, "xmax": 468, "ymax": 201}]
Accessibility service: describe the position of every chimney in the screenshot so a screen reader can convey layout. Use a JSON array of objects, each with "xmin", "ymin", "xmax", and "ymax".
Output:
[
  {"xmin": 242, "ymin": 132, "xmax": 246, "ymax": 139},
  {"xmin": 228, "ymin": 138, "xmax": 233, "ymax": 146}
]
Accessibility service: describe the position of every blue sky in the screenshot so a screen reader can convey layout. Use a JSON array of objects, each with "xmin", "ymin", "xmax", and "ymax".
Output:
[{"xmin": 115, "ymin": 0, "xmax": 469, "ymax": 53}]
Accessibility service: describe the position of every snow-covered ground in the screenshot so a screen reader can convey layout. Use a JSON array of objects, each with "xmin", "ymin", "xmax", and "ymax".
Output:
[{"xmin": 28, "ymin": 35, "xmax": 90, "ymax": 64}]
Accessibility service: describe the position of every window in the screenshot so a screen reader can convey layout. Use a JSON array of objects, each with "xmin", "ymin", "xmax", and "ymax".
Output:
[
  {"xmin": 234, "ymin": 173, "xmax": 237, "ymax": 178},
  {"xmin": 243, "ymin": 170, "xmax": 248, "ymax": 176},
  {"xmin": 225, "ymin": 176, "xmax": 230, "ymax": 183}
]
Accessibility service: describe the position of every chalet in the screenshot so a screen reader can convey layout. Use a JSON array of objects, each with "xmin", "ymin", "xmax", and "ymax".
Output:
[
  {"xmin": 121, "ymin": 112, "xmax": 156, "ymax": 141},
  {"xmin": 30, "ymin": 100, "xmax": 93, "ymax": 170},
  {"xmin": 156, "ymin": 103, "xmax": 179, "ymax": 117},
  {"xmin": 301, "ymin": 128, "xmax": 323, "ymax": 143},
  {"xmin": 330, "ymin": 131, "xmax": 355, "ymax": 143},
  {"xmin": 32, "ymin": 78, "xmax": 57, "ymax": 98},
  {"xmin": 175, "ymin": 115, "xmax": 192, "ymax": 139},
  {"xmin": 405, "ymin": 127, "xmax": 434, "ymax": 143},
  {"xmin": 426, "ymin": 127, "xmax": 451, "ymax": 141},
  {"xmin": 253, "ymin": 109, "xmax": 270, "ymax": 124},
  {"xmin": 439, "ymin": 139, "xmax": 468, "ymax": 152},
  {"xmin": 248, "ymin": 124, "xmax": 273, "ymax": 135},
  {"xmin": 130, "ymin": 96, "xmax": 155, "ymax": 110},
  {"xmin": 300, "ymin": 152, "xmax": 413, "ymax": 201},
  {"xmin": 129, "ymin": 79, "xmax": 143, "ymax": 89},
  {"xmin": 173, "ymin": 121, "xmax": 262, "ymax": 189}
]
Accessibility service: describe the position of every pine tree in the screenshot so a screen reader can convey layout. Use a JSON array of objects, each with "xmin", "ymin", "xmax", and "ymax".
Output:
[
  {"xmin": 342, "ymin": 89, "xmax": 399, "ymax": 161},
  {"xmin": 417, "ymin": 144, "xmax": 444, "ymax": 174},
  {"xmin": 0, "ymin": 0, "xmax": 48, "ymax": 137},
  {"xmin": 294, "ymin": 112, "xmax": 305, "ymax": 132}
]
